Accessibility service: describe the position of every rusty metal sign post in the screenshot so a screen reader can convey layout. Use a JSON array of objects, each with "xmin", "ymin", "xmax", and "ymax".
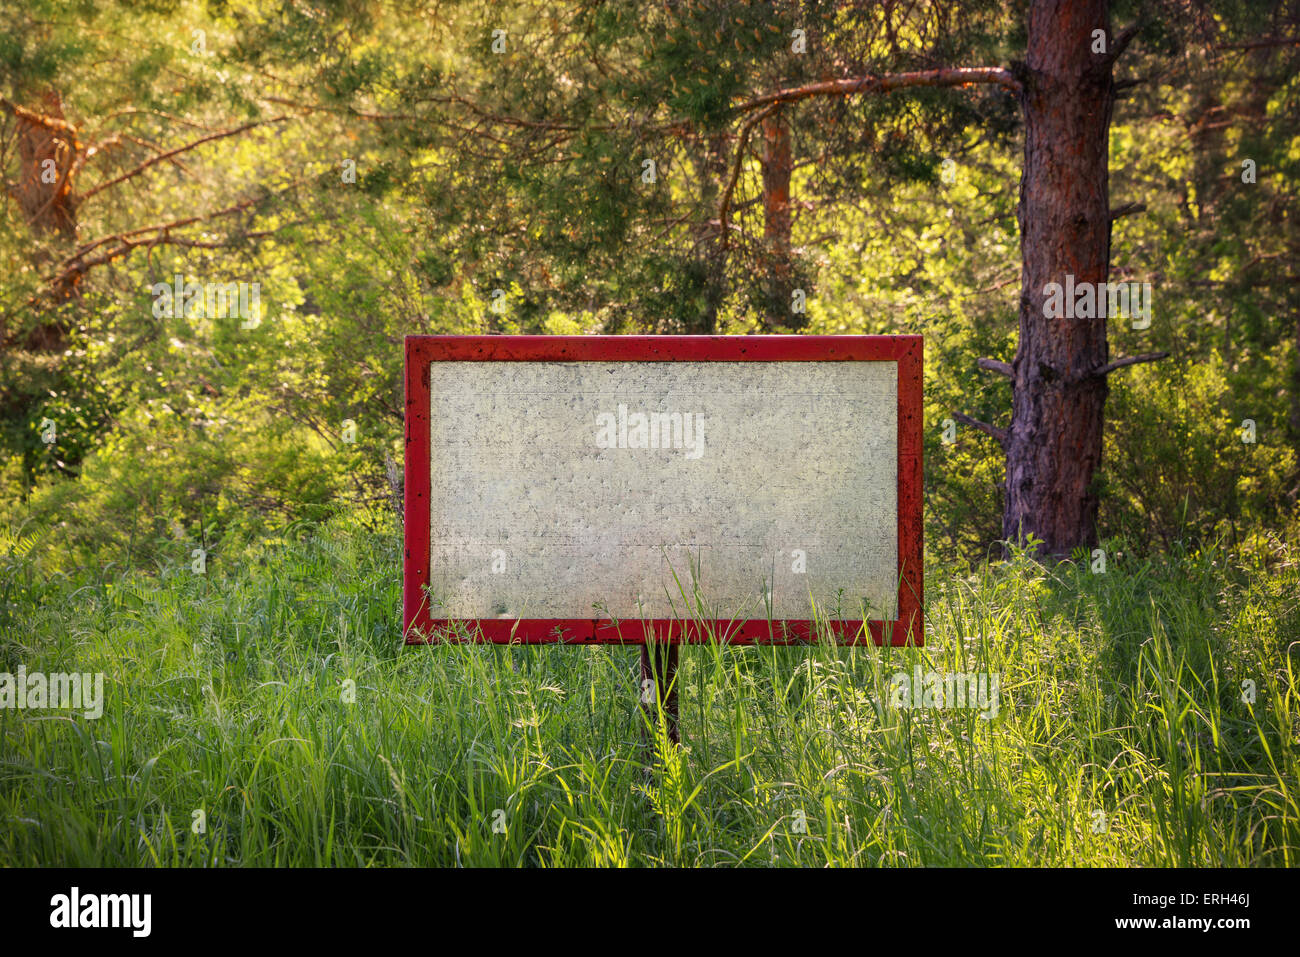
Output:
[
  {"xmin": 403, "ymin": 335, "xmax": 923, "ymax": 751},
  {"xmin": 641, "ymin": 642, "xmax": 679, "ymax": 750}
]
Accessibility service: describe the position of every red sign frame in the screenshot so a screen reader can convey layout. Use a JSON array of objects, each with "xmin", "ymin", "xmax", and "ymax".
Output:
[{"xmin": 404, "ymin": 335, "xmax": 922, "ymax": 646}]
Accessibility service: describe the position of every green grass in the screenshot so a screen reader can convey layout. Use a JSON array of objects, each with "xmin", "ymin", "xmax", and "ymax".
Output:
[{"xmin": 1, "ymin": 517, "xmax": 1297, "ymax": 866}]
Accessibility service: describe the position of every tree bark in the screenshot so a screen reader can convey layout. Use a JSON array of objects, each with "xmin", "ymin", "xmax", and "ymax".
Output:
[
  {"xmin": 1291, "ymin": 307, "xmax": 1300, "ymax": 463},
  {"xmin": 761, "ymin": 108, "xmax": 793, "ymax": 324},
  {"xmin": 3, "ymin": 90, "xmax": 80, "ymax": 351},
  {"xmin": 759, "ymin": 108, "xmax": 799, "ymax": 331},
  {"xmin": 1004, "ymin": 0, "xmax": 1117, "ymax": 555},
  {"xmin": 11, "ymin": 90, "xmax": 79, "ymax": 240}
]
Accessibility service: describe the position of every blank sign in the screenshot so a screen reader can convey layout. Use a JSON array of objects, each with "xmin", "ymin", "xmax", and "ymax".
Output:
[{"xmin": 404, "ymin": 336, "xmax": 922, "ymax": 645}]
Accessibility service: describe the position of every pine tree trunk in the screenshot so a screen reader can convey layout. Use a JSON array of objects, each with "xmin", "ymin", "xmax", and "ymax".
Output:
[
  {"xmin": 1004, "ymin": 0, "xmax": 1116, "ymax": 555},
  {"xmin": 14, "ymin": 90, "xmax": 78, "ymax": 240},
  {"xmin": 760, "ymin": 108, "xmax": 797, "ymax": 331},
  {"xmin": 1291, "ymin": 308, "xmax": 1300, "ymax": 466}
]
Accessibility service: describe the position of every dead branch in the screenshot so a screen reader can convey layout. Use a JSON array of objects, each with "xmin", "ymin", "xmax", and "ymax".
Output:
[
  {"xmin": 953, "ymin": 411, "xmax": 1008, "ymax": 447},
  {"xmin": 1092, "ymin": 351, "xmax": 1170, "ymax": 376},
  {"xmin": 1103, "ymin": 22, "xmax": 1142, "ymax": 65},
  {"xmin": 1110, "ymin": 201, "xmax": 1146, "ymax": 221}
]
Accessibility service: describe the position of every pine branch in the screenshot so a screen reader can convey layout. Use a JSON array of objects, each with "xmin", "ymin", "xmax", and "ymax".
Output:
[
  {"xmin": 79, "ymin": 118, "xmax": 289, "ymax": 202},
  {"xmin": 1110, "ymin": 201, "xmax": 1146, "ymax": 221},
  {"xmin": 716, "ymin": 103, "xmax": 780, "ymax": 247},
  {"xmin": 735, "ymin": 67, "xmax": 1022, "ymax": 115},
  {"xmin": 953, "ymin": 411, "xmax": 1008, "ymax": 447},
  {"xmin": 1092, "ymin": 352, "xmax": 1170, "ymax": 376},
  {"xmin": 0, "ymin": 98, "xmax": 80, "ymax": 143},
  {"xmin": 1103, "ymin": 22, "xmax": 1142, "ymax": 65},
  {"xmin": 48, "ymin": 181, "xmax": 307, "ymax": 293}
]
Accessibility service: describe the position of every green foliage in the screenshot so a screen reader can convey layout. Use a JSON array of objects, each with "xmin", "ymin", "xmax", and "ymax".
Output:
[
  {"xmin": 2, "ymin": 0, "xmax": 1296, "ymax": 562},
  {"xmin": 10, "ymin": 399, "xmax": 345, "ymax": 568},
  {"xmin": 0, "ymin": 0, "xmax": 1296, "ymax": 876},
  {"xmin": 1103, "ymin": 353, "xmax": 1298, "ymax": 553}
]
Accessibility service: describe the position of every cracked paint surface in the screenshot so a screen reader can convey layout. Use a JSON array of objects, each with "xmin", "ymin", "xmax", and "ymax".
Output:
[{"xmin": 426, "ymin": 360, "xmax": 897, "ymax": 620}]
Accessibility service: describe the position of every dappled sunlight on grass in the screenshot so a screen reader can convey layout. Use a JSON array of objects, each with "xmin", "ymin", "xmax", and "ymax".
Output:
[{"xmin": 1, "ymin": 519, "xmax": 1296, "ymax": 866}]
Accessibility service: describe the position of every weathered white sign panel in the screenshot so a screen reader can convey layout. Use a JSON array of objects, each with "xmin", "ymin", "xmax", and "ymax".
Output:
[{"xmin": 404, "ymin": 336, "xmax": 922, "ymax": 645}]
